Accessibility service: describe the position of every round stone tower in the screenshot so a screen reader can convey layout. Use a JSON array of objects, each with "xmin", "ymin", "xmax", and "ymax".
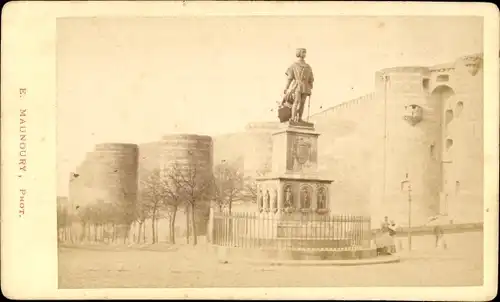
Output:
[
  {"xmin": 371, "ymin": 66, "xmax": 441, "ymax": 226},
  {"xmin": 159, "ymin": 134, "xmax": 213, "ymax": 176},
  {"xmin": 91, "ymin": 143, "xmax": 139, "ymax": 211},
  {"xmin": 243, "ymin": 121, "xmax": 280, "ymax": 178}
]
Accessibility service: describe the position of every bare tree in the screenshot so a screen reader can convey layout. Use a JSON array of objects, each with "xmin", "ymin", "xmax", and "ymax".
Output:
[
  {"xmin": 175, "ymin": 160, "xmax": 213, "ymax": 246},
  {"xmin": 76, "ymin": 204, "xmax": 93, "ymax": 242},
  {"xmin": 140, "ymin": 168, "xmax": 168, "ymax": 244},
  {"xmin": 213, "ymin": 162, "xmax": 244, "ymax": 214},
  {"xmin": 134, "ymin": 198, "xmax": 149, "ymax": 244},
  {"xmin": 161, "ymin": 163, "xmax": 188, "ymax": 244},
  {"xmin": 57, "ymin": 199, "xmax": 70, "ymax": 243}
]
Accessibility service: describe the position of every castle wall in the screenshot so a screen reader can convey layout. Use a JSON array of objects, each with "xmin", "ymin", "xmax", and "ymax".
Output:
[
  {"xmin": 430, "ymin": 55, "xmax": 484, "ymax": 223},
  {"xmin": 243, "ymin": 122, "xmax": 280, "ymax": 177},
  {"xmin": 69, "ymin": 144, "xmax": 139, "ymax": 211},
  {"xmin": 159, "ymin": 134, "xmax": 213, "ymax": 176},
  {"xmin": 91, "ymin": 144, "xmax": 139, "ymax": 208},
  {"xmin": 212, "ymin": 132, "xmax": 246, "ymax": 168},
  {"xmin": 371, "ymin": 67, "xmax": 442, "ymax": 226},
  {"xmin": 138, "ymin": 141, "xmax": 161, "ymax": 182},
  {"xmin": 311, "ymin": 93, "xmax": 376, "ymax": 216}
]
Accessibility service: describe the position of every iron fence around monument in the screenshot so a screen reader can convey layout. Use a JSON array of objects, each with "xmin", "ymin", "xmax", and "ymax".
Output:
[{"xmin": 211, "ymin": 211, "xmax": 372, "ymax": 250}]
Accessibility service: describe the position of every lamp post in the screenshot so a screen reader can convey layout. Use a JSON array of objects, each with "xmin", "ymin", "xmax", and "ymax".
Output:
[{"xmin": 401, "ymin": 174, "xmax": 412, "ymax": 251}]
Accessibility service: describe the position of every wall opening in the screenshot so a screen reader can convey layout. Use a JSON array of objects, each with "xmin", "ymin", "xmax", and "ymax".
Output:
[
  {"xmin": 445, "ymin": 109, "xmax": 454, "ymax": 125},
  {"xmin": 445, "ymin": 138, "xmax": 454, "ymax": 150},
  {"xmin": 455, "ymin": 181, "xmax": 461, "ymax": 195},
  {"xmin": 430, "ymin": 144, "xmax": 435, "ymax": 157},
  {"xmin": 422, "ymin": 78, "xmax": 430, "ymax": 90},
  {"xmin": 436, "ymin": 74, "xmax": 450, "ymax": 82},
  {"xmin": 456, "ymin": 101, "xmax": 464, "ymax": 117}
]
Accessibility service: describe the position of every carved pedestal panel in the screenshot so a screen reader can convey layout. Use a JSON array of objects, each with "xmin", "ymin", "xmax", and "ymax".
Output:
[
  {"xmin": 256, "ymin": 176, "xmax": 332, "ymax": 213},
  {"xmin": 271, "ymin": 122, "xmax": 320, "ymax": 176}
]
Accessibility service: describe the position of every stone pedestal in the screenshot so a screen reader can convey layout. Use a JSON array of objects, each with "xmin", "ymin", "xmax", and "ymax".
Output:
[{"xmin": 256, "ymin": 121, "xmax": 333, "ymax": 213}]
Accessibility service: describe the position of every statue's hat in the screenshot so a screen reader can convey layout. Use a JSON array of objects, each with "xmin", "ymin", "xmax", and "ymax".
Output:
[{"xmin": 296, "ymin": 48, "xmax": 307, "ymax": 57}]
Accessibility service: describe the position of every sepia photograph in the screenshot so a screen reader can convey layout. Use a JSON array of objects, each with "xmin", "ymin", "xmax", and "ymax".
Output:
[
  {"xmin": 56, "ymin": 15, "xmax": 486, "ymax": 288},
  {"xmin": 1, "ymin": 1, "xmax": 498, "ymax": 300}
]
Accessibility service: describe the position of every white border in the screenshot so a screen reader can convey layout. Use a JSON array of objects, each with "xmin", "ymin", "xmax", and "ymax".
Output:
[{"xmin": 1, "ymin": 1, "xmax": 498, "ymax": 300}]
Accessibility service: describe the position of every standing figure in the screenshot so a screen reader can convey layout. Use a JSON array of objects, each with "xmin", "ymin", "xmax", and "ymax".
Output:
[
  {"xmin": 284, "ymin": 186, "xmax": 293, "ymax": 208},
  {"xmin": 272, "ymin": 189, "xmax": 278, "ymax": 211},
  {"xmin": 375, "ymin": 216, "xmax": 394, "ymax": 255},
  {"xmin": 258, "ymin": 189, "xmax": 263, "ymax": 211},
  {"xmin": 317, "ymin": 188, "xmax": 326, "ymax": 209},
  {"xmin": 300, "ymin": 187, "xmax": 311, "ymax": 209},
  {"xmin": 283, "ymin": 48, "xmax": 314, "ymax": 123},
  {"xmin": 264, "ymin": 190, "xmax": 271, "ymax": 210},
  {"xmin": 427, "ymin": 214, "xmax": 448, "ymax": 250}
]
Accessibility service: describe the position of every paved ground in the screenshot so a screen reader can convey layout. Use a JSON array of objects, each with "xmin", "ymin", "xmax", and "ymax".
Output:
[{"xmin": 58, "ymin": 232, "xmax": 483, "ymax": 288}]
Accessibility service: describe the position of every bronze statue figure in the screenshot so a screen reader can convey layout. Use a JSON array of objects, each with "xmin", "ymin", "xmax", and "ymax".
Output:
[{"xmin": 280, "ymin": 48, "xmax": 314, "ymax": 123}]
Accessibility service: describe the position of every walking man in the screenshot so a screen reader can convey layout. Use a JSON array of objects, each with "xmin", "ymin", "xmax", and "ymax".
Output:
[{"xmin": 427, "ymin": 214, "xmax": 448, "ymax": 250}]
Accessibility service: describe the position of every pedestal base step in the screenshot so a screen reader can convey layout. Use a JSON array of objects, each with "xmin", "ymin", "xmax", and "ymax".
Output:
[{"xmin": 211, "ymin": 245, "xmax": 390, "ymax": 262}]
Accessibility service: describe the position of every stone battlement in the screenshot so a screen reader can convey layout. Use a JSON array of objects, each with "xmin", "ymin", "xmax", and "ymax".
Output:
[{"xmin": 311, "ymin": 92, "xmax": 376, "ymax": 119}]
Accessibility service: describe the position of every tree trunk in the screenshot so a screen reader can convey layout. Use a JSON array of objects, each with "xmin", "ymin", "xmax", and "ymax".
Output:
[
  {"xmin": 190, "ymin": 203, "xmax": 197, "ymax": 245},
  {"xmin": 155, "ymin": 219, "xmax": 159, "ymax": 243},
  {"xmin": 185, "ymin": 204, "xmax": 190, "ymax": 244},
  {"xmin": 142, "ymin": 221, "xmax": 145, "ymax": 244},
  {"xmin": 228, "ymin": 201, "xmax": 233, "ymax": 239},
  {"xmin": 80, "ymin": 223, "xmax": 85, "ymax": 242},
  {"xmin": 87, "ymin": 224, "xmax": 91, "ymax": 242},
  {"xmin": 123, "ymin": 224, "xmax": 129, "ymax": 245},
  {"xmin": 170, "ymin": 208, "xmax": 177, "ymax": 244},
  {"xmin": 100, "ymin": 225, "xmax": 104, "ymax": 243},
  {"xmin": 136, "ymin": 222, "xmax": 141, "ymax": 244},
  {"xmin": 152, "ymin": 209, "xmax": 157, "ymax": 244}
]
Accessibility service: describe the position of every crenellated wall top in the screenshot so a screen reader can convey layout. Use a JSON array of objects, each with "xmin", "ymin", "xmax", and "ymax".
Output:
[
  {"xmin": 94, "ymin": 143, "xmax": 139, "ymax": 152},
  {"xmin": 245, "ymin": 121, "xmax": 281, "ymax": 131},
  {"xmin": 378, "ymin": 66, "xmax": 430, "ymax": 75},
  {"xmin": 311, "ymin": 92, "xmax": 376, "ymax": 119},
  {"xmin": 161, "ymin": 134, "xmax": 212, "ymax": 142}
]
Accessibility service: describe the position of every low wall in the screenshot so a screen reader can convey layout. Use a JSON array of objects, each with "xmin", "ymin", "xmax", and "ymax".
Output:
[
  {"xmin": 372, "ymin": 222, "xmax": 483, "ymax": 237},
  {"xmin": 212, "ymin": 245, "xmax": 379, "ymax": 261},
  {"xmin": 392, "ymin": 229, "xmax": 483, "ymax": 252}
]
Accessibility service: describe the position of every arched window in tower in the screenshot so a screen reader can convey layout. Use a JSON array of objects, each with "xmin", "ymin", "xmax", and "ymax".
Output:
[
  {"xmin": 455, "ymin": 181, "xmax": 461, "ymax": 195},
  {"xmin": 445, "ymin": 109, "xmax": 454, "ymax": 125},
  {"xmin": 429, "ymin": 144, "xmax": 435, "ymax": 157},
  {"xmin": 445, "ymin": 138, "xmax": 454, "ymax": 151},
  {"xmin": 455, "ymin": 101, "xmax": 464, "ymax": 117}
]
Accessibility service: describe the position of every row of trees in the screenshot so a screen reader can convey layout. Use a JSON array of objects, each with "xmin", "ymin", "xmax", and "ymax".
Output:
[{"xmin": 58, "ymin": 159, "xmax": 256, "ymax": 246}]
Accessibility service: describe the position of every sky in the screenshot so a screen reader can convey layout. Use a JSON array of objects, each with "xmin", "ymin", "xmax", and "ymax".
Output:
[{"xmin": 57, "ymin": 16, "xmax": 483, "ymax": 196}]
